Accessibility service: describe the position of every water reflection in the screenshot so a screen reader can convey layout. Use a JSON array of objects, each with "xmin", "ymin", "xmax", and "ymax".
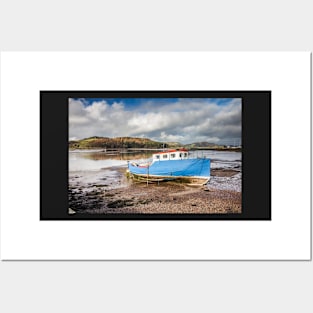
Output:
[
  {"xmin": 69, "ymin": 150, "xmax": 157, "ymax": 171},
  {"xmin": 76, "ymin": 151, "xmax": 154, "ymax": 161}
]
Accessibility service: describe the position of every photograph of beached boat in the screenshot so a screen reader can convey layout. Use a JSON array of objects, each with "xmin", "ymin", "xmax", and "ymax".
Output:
[{"xmin": 68, "ymin": 97, "xmax": 242, "ymax": 215}]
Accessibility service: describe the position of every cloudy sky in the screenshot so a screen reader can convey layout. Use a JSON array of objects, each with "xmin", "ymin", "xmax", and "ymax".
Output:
[{"xmin": 69, "ymin": 98, "xmax": 241, "ymax": 145}]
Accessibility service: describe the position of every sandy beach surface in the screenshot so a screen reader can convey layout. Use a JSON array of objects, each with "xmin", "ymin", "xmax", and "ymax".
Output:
[{"xmin": 69, "ymin": 167, "xmax": 241, "ymax": 215}]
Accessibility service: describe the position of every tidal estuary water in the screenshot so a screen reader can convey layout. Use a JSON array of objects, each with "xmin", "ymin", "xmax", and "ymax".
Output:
[{"xmin": 69, "ymin": 149, "xmax": 241, "ymax": 192}]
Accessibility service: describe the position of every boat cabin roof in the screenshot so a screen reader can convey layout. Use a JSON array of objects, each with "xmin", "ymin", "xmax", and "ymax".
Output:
[
  {"xmin": 152, "ymin": 149, "xmax": 189, "ymax": 160},
  {"xmin": 153, "ymin": 148, "xmax": 188, "ymax": 155}
]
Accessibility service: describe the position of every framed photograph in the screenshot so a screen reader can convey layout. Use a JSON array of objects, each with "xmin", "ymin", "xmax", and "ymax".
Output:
[
  {"xmin": 41, "ymin": 90, "xmax": 270, "ymax": 220},
  {"xmin": 1, "ymin": 52, "xmax": 310, "ymax": 260}
]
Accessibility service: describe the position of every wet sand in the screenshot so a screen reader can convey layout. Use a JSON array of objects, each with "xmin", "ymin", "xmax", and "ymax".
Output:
[{"xmin": 69, "ymin": 167, "xmax": 241, "ymax": 215}]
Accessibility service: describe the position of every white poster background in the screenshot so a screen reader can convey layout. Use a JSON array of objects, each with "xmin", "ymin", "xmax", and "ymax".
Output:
[{"xmin": 0, "ymin": 52, "xmax": 311, "ymax": 260}]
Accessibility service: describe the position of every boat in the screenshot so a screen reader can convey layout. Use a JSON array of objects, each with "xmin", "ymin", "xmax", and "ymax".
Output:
[{"xmin": 127, "ymin": 149, "xmax": 210, "ymax": 185}]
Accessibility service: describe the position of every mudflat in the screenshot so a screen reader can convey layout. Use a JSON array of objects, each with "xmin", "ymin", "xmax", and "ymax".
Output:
[{"xmin": 69, "ymin": 167, "xmax": 241, "ymax": 215}]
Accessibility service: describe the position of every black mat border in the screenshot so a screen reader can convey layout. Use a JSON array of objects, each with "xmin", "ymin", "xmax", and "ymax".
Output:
[{"xmin": 40, "ymin": 91, "xmax": 271, "ymax": 220}]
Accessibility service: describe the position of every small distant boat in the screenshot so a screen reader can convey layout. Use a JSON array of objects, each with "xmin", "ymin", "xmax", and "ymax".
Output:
[{"xmin": 127, "ymin": 149, "xmax": 210, "ymax": 185}]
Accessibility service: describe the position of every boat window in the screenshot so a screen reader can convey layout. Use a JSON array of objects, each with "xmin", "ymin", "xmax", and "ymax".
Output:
[
  {"xmin": 179, "ymin": 153, "xmax": 182, "ymax": 157},
  {"xmin": 163, "ymin": 154, "xmax": 168, "ymax": 159},
  {"xmin": 170, "ymin": 153, "xmax": 176, "ymax": 158},
  {"xmin": 155, "ymin": 155, "xmax": 160, "ymax": 159},
  {"xmin": 184, "ymin": 153, "xmax": 187, "ymax": 157}
]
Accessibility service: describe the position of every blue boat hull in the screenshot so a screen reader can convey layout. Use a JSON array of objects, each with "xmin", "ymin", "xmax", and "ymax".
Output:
[{"xmin": 128, "ymin": 158, "xmax": 210, "ymax": 183}]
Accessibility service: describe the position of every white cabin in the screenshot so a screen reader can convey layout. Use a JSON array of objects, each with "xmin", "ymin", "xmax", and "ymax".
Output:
[{"xmin": 152, "ymin": 149, "xmax": 189, "ymax": 161}]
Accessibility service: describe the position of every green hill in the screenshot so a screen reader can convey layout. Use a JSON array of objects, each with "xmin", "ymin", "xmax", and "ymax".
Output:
[
  {"xmin": 69, "ymin": 136, "xmax": 177, "ymax": 149},
  {"xmin": 184, "ymin": 141, "xmax": 221, "ymax": 149}
]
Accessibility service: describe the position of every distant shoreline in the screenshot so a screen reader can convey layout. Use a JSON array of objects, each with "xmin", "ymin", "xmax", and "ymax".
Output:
[
  {"xmin": 69, "ymin": 136, "xmax": 241, "ymax": 151},
  {"xmin": 69, "ymin": 147, "xmax": 242, "ymax": 152}
]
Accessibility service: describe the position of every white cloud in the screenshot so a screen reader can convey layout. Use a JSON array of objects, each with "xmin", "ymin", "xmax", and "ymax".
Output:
[
  {"xmin": 69, "ymin": 98, "xmax": 242, "ymax": 144},
  {"xmin": 159, "ymin": 131, "xmax": 185, "ymax": 143}
]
